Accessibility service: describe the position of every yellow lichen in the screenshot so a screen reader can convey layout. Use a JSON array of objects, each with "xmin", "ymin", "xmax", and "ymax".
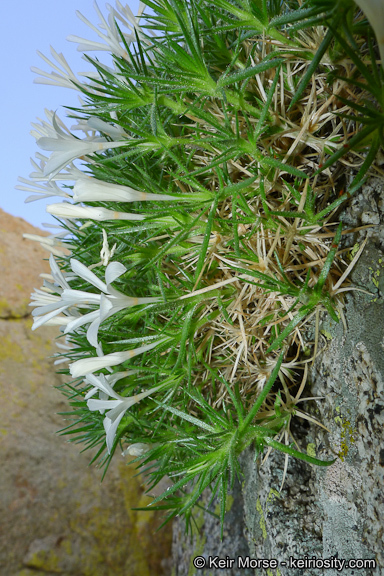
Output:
[
  {"xmin": 335, "ymin": 410, "xmax": 356, "ymax": 461},
  {"xmin": 0, "ymin": 335, "xmax": 25, "ymax": 363},
  {"xmin": 0, "ymin": 298, "xmax": 10, "ymax": 317},
  {"xmin": 320, "ymin": 329, "xmax": 333, "ymax": 341},
  {"xmin": 256, "ymin": 498, "xmax": 267, "ymax": 540},
  {"xmin": 349, "ymin": 243, "xmax": 360, "ymax": 260},
  {"xmin": 25, "ymin": 549, "xmax": 60, "ymax": 572},
  {"xmin": 267, "ymin": 569, "xmax": 282, "ymax": 576},
  {"xmin": 307, "ymin": 443, "xmax": 317, "ymax": 458},
  {"xmin": 266, "ymin": 488, "xmax": 280, "ymax": 510}
]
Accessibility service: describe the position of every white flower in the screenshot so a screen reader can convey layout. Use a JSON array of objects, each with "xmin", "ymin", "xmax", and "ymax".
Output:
[
  {"xmin": 31, "ymin": 109, "xmax": 71, "ymax": 141},
  {"xmin": 16, "ymin": 175, "xmax": 70, "ymax": 203},
  {"xmin": 122, "ymin": 443, "xmax": 150, "ymax": 457},
  {"xmin": 31, "ymin": 110, "xmax": 131, "ymax": 178},
  {"xmin": 30, "ymin": 256, "xmax": 161, "ymax": 343},
  {"xmin": 87, "ymin": 289, "xmax": 160, "ymax": 347},
  {"xmin": 107, "ymin": 1, "xmax": 146, "ymax": 31},
  {"xmin": 67, "ymin": 0, "xmax": 149, "ymax": 60},
  {"xmin": 46, "ymin": 202, "xmax": 145, "ymax": 221},
  {"xmin": 29, "ymin": 253, "xmax": 73, "ymax": 329},
  {"xmin": 108, "ymin": 1, "xmax": 158, "ymax": 63},
  {"xmin": 38, "ymin": 137, "xmax": 128, "ymax": 179},
  {"xmin": 354, "ymin": 0, "xmax": 384, "ymax": 66},
  {"xmin": 107, "ymin": 1, "xmax": 153, "ymax": 44},
  {"xmin": 84, "ymin": 370, "xmax": 136, "ymax": 404},
  {"xmin": 30, "ymin": 288, "xmax": 99, "ymax": 330},
  {"xmin": 64, "ymin": 258, "xmax": 160, "ymax": 345},
  {"xmin": 73, "ymin": 117, "xmax": 127, "ymax": 140},
  {"xmin": 69, "ymin": 337, "xmax": 169, "ymax": 377},
  {"xmin": 31, "ymin": 46, "xmax": 85, "ymax": 91},
  {"xmin": 23, "ymin": 153, "xmax": 85, "ymax": 184},
  {"xmin": 67, "ymin": 1, "xmax": 135, "ymax": 58},
  {"xmin": 72, "ymin": 176, "xmax": 177, "ymax": 203},
  {"xmin": 30, "ymin": 255, "xmax": 100, "ymax": 329},
  {"xmin": 85, "ymin": 373, "xmax": 163, "ymax": 453},
  {"xmin": 31, "ymin": 47, "xmax": 106, "ymax": 97}
]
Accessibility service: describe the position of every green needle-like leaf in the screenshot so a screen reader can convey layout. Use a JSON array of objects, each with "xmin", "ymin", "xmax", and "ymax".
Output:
[
  {"xmin": 289, "ymin": 27, "xmax": 334, "ymax": 110},
  {"xmin": 264, "ymin": 438, "xmax": 336, "ymax": 466}
]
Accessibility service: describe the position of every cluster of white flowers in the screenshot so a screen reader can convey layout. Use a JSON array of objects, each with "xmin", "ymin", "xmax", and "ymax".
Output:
[
  {"xmin": 31, "ymin": 253, "xmax": 161, "ymax": 339},
  {"xmin": 29, "ymin": 248, "xmax": 171, "ymax": 451},
  {"xmin": 19, "ymin": 2, "xmax": 173, "ymax": 454},
  {"xmin": 28, "ymin": 237, "xmax": 173, "ymax": 446}
]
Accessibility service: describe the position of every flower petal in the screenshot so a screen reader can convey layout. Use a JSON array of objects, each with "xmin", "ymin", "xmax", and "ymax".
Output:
[
  {"xmin": 61, "ymin": 288, "xmax": 101, "ymax": 305},
  {"xmin": 70, "ymin": 258, "xmax": 108, "ymax": 292},
  {"xmin": 105, "ymin": 261, "xmax": 126, "ymax": 286},
  {"xmin": 99, "ymin": 293, "xmax": 114, "ymax": 322},
  {"xmin": 69, "ymin": 338, "xmax": 169, "ymax": 376},
  {"xmin": 86, "ymin": 316, "xmax": 102, "ymax": 348},
  {"xmin": 64, "ymin": 309, "xmax": 100, "ymax": 334},
  {"xmin": 49, "ymin": 253, "xmax": 70, "ymax": 289},
  {"xmin": 31, "ymin": 305, "xmax": 68, "ymax": 330},
  {"xmin": 85, "ymin": 373, "xmax": 121, "ymax": 399},
  {"xmin": 104, "ymin": 408, "xmax": 127, "ymax": 453},
  {"xmin": 87, "ymin": 398, "xmax": 121, "ymax": 411}
]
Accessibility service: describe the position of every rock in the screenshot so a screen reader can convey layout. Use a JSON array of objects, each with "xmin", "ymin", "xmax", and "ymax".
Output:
[
  {"xmin": 0, "ymin": 210, "xmax": 172, "ymax": 576},
  {"xmin": 172, "ymin": 479, "xmax": 253, "ymax": 576},
  {"xmin": 0, "ymin": 208, "xmax": 52, "ymax": 319},
  {"xmin": 241, "ymin": 183, "xmax": 384, "ymax": 575}
]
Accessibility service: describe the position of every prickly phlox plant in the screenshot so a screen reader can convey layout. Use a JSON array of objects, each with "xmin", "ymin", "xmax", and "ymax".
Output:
[{"xmin": 20, "ymin": 0, "xmax": 384, "ymax": 533}]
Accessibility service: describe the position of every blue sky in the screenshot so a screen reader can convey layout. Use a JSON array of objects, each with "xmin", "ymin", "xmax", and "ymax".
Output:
[{"xmin": 2, "ymin": 0, "xmax": 140, "ymax": 230}]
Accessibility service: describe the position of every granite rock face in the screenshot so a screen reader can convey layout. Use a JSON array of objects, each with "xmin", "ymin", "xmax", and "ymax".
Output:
[{"xmin": 0, "ymin": 210, "xmax": 172, "ymax": 576}]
